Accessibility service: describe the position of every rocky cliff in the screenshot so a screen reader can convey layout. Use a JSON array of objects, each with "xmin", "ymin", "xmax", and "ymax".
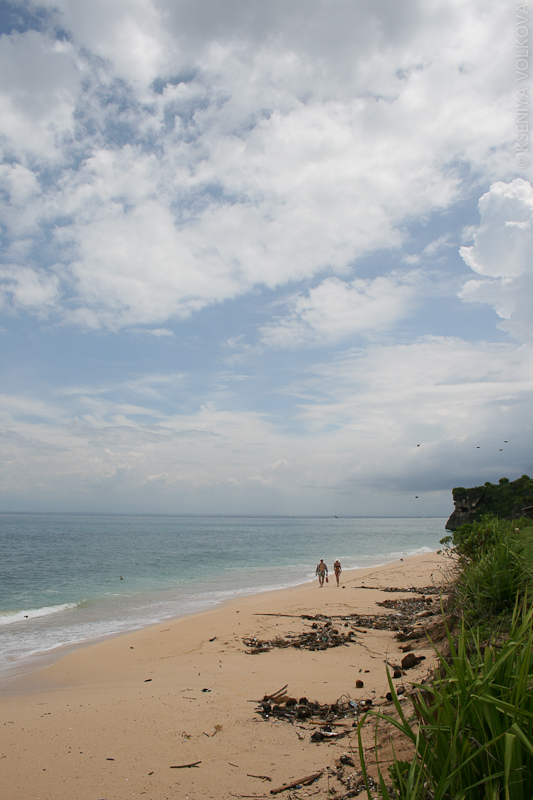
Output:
[{"xmin": 445, "ymin": 475, "xmax": 533, "ymax": 530}]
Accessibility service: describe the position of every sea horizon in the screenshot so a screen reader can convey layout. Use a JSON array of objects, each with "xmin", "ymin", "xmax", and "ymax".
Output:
[{"xmin": 1, "ymin": 512, "xmax": 447, "ymax": 518}]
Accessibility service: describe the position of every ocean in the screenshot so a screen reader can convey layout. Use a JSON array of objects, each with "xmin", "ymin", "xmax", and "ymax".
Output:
[{"xmin": 0, "ymin": 514, "xmax": 446, "ymax": 680}]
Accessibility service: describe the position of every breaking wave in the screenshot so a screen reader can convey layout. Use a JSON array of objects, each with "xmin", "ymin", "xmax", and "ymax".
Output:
[{"xmin": 0, "ymin": 602, "xmax": 80, "ymax": 626}]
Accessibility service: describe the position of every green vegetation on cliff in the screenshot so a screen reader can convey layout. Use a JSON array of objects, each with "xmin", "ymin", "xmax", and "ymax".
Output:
[
  {"xmin": 453, "ymin": 474, "xmax": 533, "ymax": 517},
  {"xmin": 446, "ymin": 474, "xmax": 533, "ymax": 530}
]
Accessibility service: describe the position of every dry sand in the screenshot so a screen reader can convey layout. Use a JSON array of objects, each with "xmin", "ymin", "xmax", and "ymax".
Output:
[{"xmin": 0, "ymin": 552, "xmax": 449, "ymax": 799}]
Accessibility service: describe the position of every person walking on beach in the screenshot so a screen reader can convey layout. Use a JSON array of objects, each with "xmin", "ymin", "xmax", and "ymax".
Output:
[
  {"xmin": 316, "ymin": 559, "xmax": 328, "ymax": 587},
  {"xmin": 333, "ymin": 559, "xmax": 342, "ymax": 586}
]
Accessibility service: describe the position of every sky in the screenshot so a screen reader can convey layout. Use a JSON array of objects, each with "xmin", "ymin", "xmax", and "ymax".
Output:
[{"xmin": 0, "ymin": 0, "xmax": 532, "ymax": 517}]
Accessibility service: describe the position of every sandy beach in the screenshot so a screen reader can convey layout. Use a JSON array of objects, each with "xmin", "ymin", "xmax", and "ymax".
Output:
[{"xmin": 0, "ymin": 552, "xmax": 448, "ymax": 799}]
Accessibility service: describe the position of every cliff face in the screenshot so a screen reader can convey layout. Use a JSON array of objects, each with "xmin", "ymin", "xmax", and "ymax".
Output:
[
  {"xmin": 445, "ymin": 475, "xmax": 533, "ymax": 531},
  {"xmin": 445, "ymin": 488, "xmax": 487, "ymax": 530}
]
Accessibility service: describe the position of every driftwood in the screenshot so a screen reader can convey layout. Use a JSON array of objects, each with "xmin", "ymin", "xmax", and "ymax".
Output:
[
  {"xmin": 263, "ymin": 685, "xmax": 288, "ymax": 701},
  {"xmin": 270, "ymin": 770, "xmax": 323, "ymax": 794},
  {"xmin": 253, "ymin": 613, "xmax": 302, "ymax": 618},
  {"xmin": 245, "ymin": 590, "xmax": 447, "ymax": 654},
  {"xmin": 170, "ymin": 760, "xmax": 202, "ymax": 769},
  {"xmin": 247, "ymin": 773, "xmax": 272, "ymax": 781},
  {"xmin": 356, "ymin": 585, "xmax": 443, "ymax": 594}
]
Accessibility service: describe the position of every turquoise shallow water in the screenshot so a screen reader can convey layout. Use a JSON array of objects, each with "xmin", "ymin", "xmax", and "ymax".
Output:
[{"xmin": 0, "ymin": 514, "xmax": 446, "ymax": 678}]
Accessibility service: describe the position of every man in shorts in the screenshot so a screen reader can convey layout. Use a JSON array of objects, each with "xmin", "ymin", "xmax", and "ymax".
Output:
[{"xmin": 316, "ymin": 559, "xmax": 328, "ymax": 587}]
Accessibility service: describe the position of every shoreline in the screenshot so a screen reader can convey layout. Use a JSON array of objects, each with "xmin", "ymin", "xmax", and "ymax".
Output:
[
  {"xmin": 0, "ymin": 551, "xmax": 449, "ymax": 799},
  {"xmin": 0, "ymin": 545, "xmax": 441, "ymax": 686}
]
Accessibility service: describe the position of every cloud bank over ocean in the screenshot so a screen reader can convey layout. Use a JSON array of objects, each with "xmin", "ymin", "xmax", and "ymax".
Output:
[{"xmin": 0, "ymin": 0, "xmax": 531, "ymax": 515}]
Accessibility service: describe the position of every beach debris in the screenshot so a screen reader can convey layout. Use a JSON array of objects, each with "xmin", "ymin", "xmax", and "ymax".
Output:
[
  {"xmin": 339, "ymin": 754, "xmax": 356, "ymax": 767},
  {"xmin": 357, "ymin": 585, "xmax": 442, "ymax": 595},
  {"xmin": 270, "ymin": 769, "xmax": 323, "ymax": 794},
  {"xmin": 355, "ymin": 679, "xmax": 364, "ymax": 688},
  {"xmin": 401, "ymin": 652, "xmax": 425, "ymax": 670},
  {"xmin": 247, "ymin": 586, "xmax": 443, "ymax": 655},
  {"xmin": 244, "ymin": 620, "xmax": 358, "ymax": 653},
  {"xmin": 376, "ymin": 595, "xmax": 439, "ymax": 614},
  {"xmin": 170, "ymin": 760, "xmax": 202, "ymax": 769},
  {"xmin": 245, "ymin": 593, "xmax": 445, "ymax": 654},
  {"xmin": 255, "ymin": 692, "xmax": 373, "ymax": 736},
  {"xmin": 384, "ymin": 653, "xmax": 426, "ymax": 675},
  {"xmin": 331, "ymin": 766, "xmax": 377, "ymax": 797},
  {"xmin": 264, "ymin": 684, "xmax": 288, "ymax": 700},
  {"xmin": 247, "ymin": 773, "xmax": 272, "ymax": 782},
  {"xmin": 310, "ymin": 729, "xmax": 347, "ymax": 742},
  {"xmin": 209, "ymin": 636, "xmax": 217, "ymax": 641},
  {"xmin": 211, "ymin": 724, "xmax": 223, "ymax": 736}
]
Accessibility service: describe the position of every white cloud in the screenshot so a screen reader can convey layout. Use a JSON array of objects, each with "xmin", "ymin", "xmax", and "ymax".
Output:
[
  {"xmin": 37, "ymin": 0, "xmax": 167, "ymax": 90},
  {"xmin": 260, "ymin": 271, "xmax": 422, "ymax": 347},
  {"xmin": 140, "ymin": 328, "xmax": 175, "ymax": 337},
  {"xmin": 0, "ymin": 0, "xmax": 517, "ymax": 330},
  {"xmin": 1, "ymin": 336, "xmax": 532, "ymax": 513},
  {"xmin": 0, "ymin": 265, "xmax": 60, "ymax": 311},
  {"xmin": 459, "ymin": 179, "xmax": 533, "ymax": 340},
  {"xmin": 0, "ymin": 30, "xmax": 80, "ymax": 161}
]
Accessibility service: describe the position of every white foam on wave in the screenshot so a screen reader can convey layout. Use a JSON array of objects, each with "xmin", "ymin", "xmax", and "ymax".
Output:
[{"xmin": 0, "ymin": 602, "xmax": 80, "ymax": 626}]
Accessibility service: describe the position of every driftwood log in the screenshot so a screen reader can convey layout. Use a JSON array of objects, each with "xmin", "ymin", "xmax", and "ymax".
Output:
[{"xmin": 270, "ymin": 770, "xmax": 323, "ymax": 794}]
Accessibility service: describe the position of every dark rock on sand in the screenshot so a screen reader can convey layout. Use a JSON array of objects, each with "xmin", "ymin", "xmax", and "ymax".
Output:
[{"xmin": 401, "ymin": 652, "xmax": 420, "ymax": 670}]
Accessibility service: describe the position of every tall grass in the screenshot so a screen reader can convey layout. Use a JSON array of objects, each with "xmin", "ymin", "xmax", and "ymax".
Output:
[
  {"xmin": 357, "ymin": 601, "xmax": 533, "ymax": 799},
  {"xmin": 441, "ymin": 515, "xmax": 533, "ymax": 627},
  {"xmin": 455, "ymin": 538, "xmax": 531, "ymax": 621}
]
